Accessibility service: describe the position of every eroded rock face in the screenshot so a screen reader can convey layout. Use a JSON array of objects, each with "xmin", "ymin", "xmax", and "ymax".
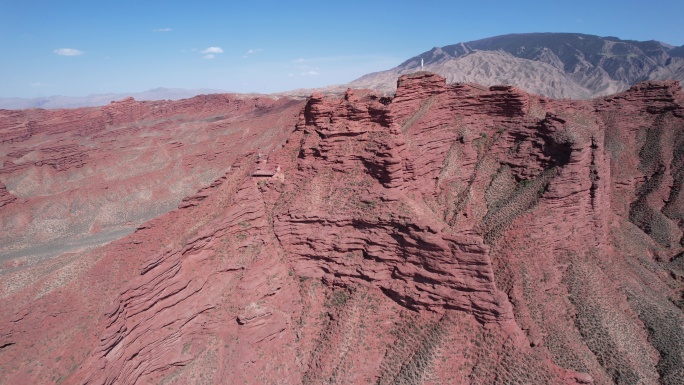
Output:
[
  {"xmin": 274, "ymin": 87, "xmax": 512, "ymax": 322},
  {"xmin": 1, "ymin": 74, "xmax": 684, "ymax": 385},
  {"xmin": 0, "ymin": 182, "xmax": 15, "ymax": 208},
  {"xmin": 0, "ymin": 94, "xmax": 302, "ymax": 263}
]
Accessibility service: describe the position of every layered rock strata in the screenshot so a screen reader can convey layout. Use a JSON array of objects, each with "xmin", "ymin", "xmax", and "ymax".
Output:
[
  {"xmin": 0, "ymin": 94, "xmax": 302, "ymax": 262},
  {"xmin": 0, "ymin": 74, "xmax": 683, "ymax": 385}
]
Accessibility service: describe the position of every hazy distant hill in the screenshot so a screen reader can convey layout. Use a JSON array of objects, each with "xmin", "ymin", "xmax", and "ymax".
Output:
[
  {"xmin": 349, "ymin": 33, "xmax": 684, "ymax": 98},
  {"xmin": 0, "ymin": 87, "xmax": 228, "ymax": 110}
]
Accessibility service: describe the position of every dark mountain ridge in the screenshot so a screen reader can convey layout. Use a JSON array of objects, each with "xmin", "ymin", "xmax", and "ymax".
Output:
[{"xmin": 351, "ymin": 33, "xmax": 684, "ymax": 98}]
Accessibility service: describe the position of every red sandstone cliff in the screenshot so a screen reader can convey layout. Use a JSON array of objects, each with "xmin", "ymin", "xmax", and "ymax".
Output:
[{"xmin": 1, "ymin": 74, "xmax": 683, "ymax": 385}]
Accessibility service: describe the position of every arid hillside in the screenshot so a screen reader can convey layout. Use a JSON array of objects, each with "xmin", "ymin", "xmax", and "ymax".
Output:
[
  {"xmin": 0, "ymin": 94, "xmax": 302, "ymax": 265},
  {"xmin": 0, "ymin": 73, "xmax": 683, "ymax": 385},
  {"xmin": 350, "ymin": 33, "xmax": 684, "ymax": 99}
]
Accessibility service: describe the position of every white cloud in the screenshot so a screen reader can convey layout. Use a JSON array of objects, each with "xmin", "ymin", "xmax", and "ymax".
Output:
[
  {"xmin": 201, "ymin": 46, "xmax": 223, "ymax": 54},
  {"xmin": 293, "ymin": 58, "xmax": 305, "ymax": 63},
  {"xmin": 203, "ymin": 54, "xmax": 215, "ymax": 59},
  {"xmin": 301, "ymin": 70, "xmax": 320, "ymax": 76},
  {"xmin": 153, "ymin": 28, "xmax": 173, "ymax": 32},
  {"xmin": 54, "ymin": 48, "xmax": 83, "ymax": 56},
  {"xmin": 242, "ymin": 48, "xmax": 263, "ymax": 59}
]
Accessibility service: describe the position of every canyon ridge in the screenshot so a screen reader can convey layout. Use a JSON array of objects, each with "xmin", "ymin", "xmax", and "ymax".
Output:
[{"xmin": 0, "ymin": 71, "xmax": 683, "ymax": 385}]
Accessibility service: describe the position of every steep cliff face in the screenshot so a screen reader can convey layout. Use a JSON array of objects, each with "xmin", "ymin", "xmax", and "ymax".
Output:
[
  {"xmin": 273, "ymin": 87, "xmax": 513, "ymax": 323},
  {"xmin": 488, "ymin": 80, "xmax": 684, "ymax": 385},
  {"xmin": 1, "ymin": 74, "xmax": 683, "ymax": 385}
]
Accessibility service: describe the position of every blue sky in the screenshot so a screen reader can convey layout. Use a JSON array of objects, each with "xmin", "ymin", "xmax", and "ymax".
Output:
[{"xmin": 1, "ymin": 0, "xmax": 682, "ymax": 98}]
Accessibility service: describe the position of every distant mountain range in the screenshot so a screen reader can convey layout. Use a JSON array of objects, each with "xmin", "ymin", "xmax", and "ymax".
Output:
[
  {"xmin": 0, "ymin": 88, "xmax": 228, "ymax": 110},
  {"xmin": 4, "ymin": 33, "xmax": 684, "ymax": 109},
  {"xmin": 349, "ymin": 33, "xmax": 684, "ymax": 99}
]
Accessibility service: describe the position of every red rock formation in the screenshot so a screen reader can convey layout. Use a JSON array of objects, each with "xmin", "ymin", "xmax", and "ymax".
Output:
[
  {"xmin": 1, "ymin": 75, "xmax": 683, "ymax": 385},
  {"xmin": 0, "ymin": 182, "xmax": 16, "ymax": 207},
  {"xmin": 0, "ymin": 94, "xmax": 303, "ymax": 262},
  {"xmin": 274, "ymin": 86, "xmax": 513, "ymax": 323}
]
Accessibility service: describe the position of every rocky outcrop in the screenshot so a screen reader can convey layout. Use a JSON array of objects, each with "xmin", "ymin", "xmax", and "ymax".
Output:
[
  {"xmin": 274, "ymin": 85, "xmax": 514, "ymax": 323},
  {"xmin": 0, "ymin": 182, "xmax": 16, "ymax": 208},
  {"xmin": 598, "ymin": 80, "xmax": 684, "ymax": 250}
]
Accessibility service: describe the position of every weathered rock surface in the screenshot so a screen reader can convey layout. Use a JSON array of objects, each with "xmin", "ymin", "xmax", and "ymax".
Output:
[
  {"xmin": 274, "ymin": 86, "xmax": 512, "ymax": 322},
  {"xmin": 0, "ymin": 181, "xmax": 15, "ymax": 208},
  {"xmin": 0, "ymin": 94, "xmax": 303, "ymax": 263},
  {"xmin": 1, "ymin": 73, "xmax": 684, "ymax": 385}
]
